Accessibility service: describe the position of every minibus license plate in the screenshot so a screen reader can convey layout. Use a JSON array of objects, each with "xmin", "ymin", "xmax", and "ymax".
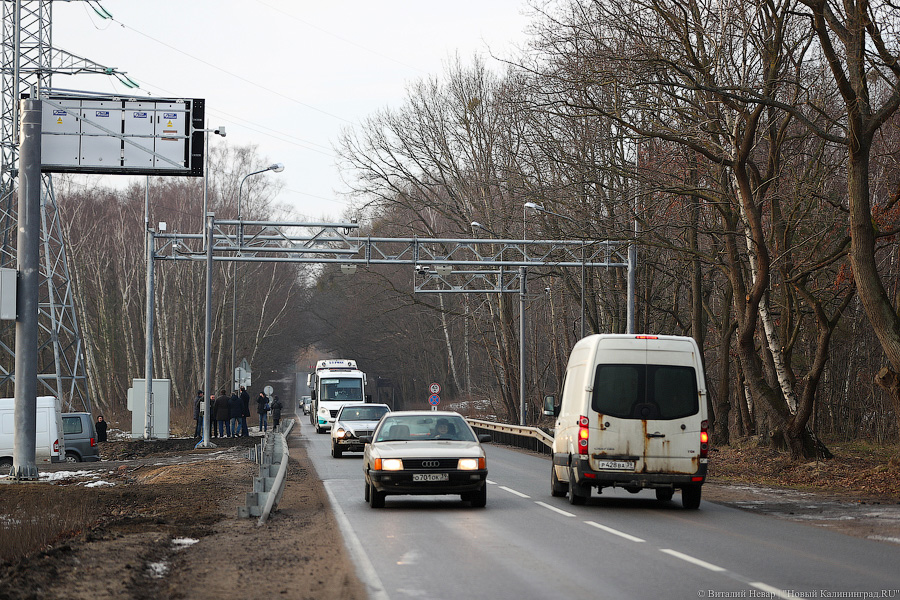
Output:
[
  {"xmin": 596, "ymin": 460, "xmax": 635, "ymax": 470},
  {"xmin": 413, "ymin": 473, "xmax": 449, "ymax": 482}
]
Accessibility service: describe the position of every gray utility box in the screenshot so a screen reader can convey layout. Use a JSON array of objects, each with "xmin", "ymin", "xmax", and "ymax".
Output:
[{"xmin": 127, "ymin": 378, "xmax": 171, "ymax": 439}]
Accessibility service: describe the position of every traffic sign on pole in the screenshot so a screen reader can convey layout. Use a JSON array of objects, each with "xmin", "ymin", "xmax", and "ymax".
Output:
[{"xmin": 429, "ymin": 382, "xmax": 441, "ymax": 394}]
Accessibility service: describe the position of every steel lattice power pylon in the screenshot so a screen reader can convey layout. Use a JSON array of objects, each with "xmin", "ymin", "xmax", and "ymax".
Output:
[{"xmin": 0, "ymin": 1, "xmax": 126, "ymax": 411}]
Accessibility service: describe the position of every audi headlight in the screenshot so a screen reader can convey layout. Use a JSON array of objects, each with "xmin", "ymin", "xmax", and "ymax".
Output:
[
  {"xmin": 382, "ymin": 458, "xmax": 403, "ymax": 471},
  {"xmin": 458, "ymin": 458, "xmax": 484, "ymax": 470}
]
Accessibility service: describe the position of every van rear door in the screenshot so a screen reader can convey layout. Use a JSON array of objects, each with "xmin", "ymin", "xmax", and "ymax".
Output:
[{"xmin": 589, "ymin": 338, "xmax": 703, "ymax": 475}]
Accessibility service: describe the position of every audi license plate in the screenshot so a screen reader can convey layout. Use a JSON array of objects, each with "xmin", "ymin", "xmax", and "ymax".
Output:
[
  {"xmin": 413, "ymin": 473, "xmax": 449, "ymax": 482},
  {"xmin": 595, "ymin": 460, "xmax": 635, "ymax": 470}
]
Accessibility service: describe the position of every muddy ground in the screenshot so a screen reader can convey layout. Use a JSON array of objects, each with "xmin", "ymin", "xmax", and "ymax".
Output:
[
  {"xmin": 0, "ymin": 426, "xmax": 366, "ymax": 600},
  {"xmin": 1, "ymin": 426, "xmax": 899, "ymax": 599}
]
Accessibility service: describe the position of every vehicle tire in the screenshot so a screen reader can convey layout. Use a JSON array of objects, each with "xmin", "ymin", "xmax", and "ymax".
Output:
[
  {"xmin": 364, "ymin": 479, "xmax": 370, "ymax": 502},
  {"xmin": 0, "ymin": 458, "xmax": 12, "ymax": 471},
  {"xmin": 368, "ymin": 481, "xmax": 385, "ymax": 508},
  {"xmin": 331, "ymin": 443, "xmax": 342, "ymax": 458},
  {"xmin": 568, "ymin": 467, "xmax": 588, "ymax": 505},
  {"xmin": 315, "ymin": 426, "xmax": 323, "ymax": 434},
  {"xmin": 551, "ymin": 465, "xmax": 568, "ymax": 497},
  {"xmin": 469, "ymin": 484, "xmax": 487, "ymax": 508},
  {"xmin": 65, "ymin": 451, "xmax": 80, "ymax": 463},
  {"xmin": 681, "ymin": 484, "xmax": 702, "ymax": 509},
  {"xmin": 655, "ymin": 487, "xmax": 675, "ymax": 502}
]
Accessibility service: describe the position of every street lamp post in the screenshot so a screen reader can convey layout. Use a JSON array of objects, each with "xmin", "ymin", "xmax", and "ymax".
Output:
[
  {"xmin": 524, "ymin": 202, "xmax": 585, "ymax": 338},
  {"xmin": 230, "ymin": 163, "xmax": 284, "ymax": 393}
]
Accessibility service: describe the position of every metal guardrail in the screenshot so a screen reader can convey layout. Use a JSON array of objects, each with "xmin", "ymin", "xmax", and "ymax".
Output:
[
  {"xmin": 466, "ymin": 419, "xmax": 553, "ymax": 455},
  {"xmin": 239, "ymin": 419, "xmax": 293, "ymax": 525}
]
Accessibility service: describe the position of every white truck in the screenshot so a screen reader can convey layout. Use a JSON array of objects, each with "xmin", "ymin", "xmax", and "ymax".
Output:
[{"xmin": 307, "ymin": 359, "xmax": 370, "ymax": 433}]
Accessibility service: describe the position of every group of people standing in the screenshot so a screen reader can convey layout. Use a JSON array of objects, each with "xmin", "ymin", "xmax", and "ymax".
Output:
[{"xmin": 193, "ymin": 386, "xmax": 283, "ymax": 438}]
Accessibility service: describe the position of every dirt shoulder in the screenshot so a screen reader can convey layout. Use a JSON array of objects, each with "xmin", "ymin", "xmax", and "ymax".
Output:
[
  {"xmin": 704, "ymin": 440, "xmax": 900, "ymax": 543},
  {"xmin": 0, "ymin": 428, "xmax": 366, "ymax": 600}
]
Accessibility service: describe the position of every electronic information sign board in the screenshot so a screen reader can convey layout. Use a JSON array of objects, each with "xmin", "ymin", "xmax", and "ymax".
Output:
[{"xmin": 38, "ymin": 95, "xmax": 205, "ymax": 177}]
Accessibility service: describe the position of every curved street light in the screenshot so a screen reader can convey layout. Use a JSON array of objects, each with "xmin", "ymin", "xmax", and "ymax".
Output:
[{"xmin": 232, "ymin": 163, "xmax": 284, "ymax": 394}]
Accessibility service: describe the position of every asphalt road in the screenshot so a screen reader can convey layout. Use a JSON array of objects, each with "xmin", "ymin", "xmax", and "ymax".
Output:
[{"xmin": 297, "ymin": 417, "xmax": 900, "ymax": 600}]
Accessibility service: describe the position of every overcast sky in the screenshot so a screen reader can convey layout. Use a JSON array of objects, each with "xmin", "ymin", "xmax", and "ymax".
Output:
[{"xmin": 50, "ymin": 0, "xmax": 532, "ymax": 222}]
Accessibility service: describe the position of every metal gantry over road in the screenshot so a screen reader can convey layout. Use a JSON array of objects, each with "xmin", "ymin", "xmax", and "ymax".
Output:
[{"xmin": 147, "ymin": 215, "xmax": 636, "ymax": 435}]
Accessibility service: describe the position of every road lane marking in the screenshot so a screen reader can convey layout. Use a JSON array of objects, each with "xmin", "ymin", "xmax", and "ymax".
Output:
[
  {"xmin": 534, "ymin": 501, "xmax": 576, "ymax": 517},
  {"xmin": 659, "ymin": 548, "xmax": 726, "ymax": 572},
  {"xmin": 323, "ymin": 481, "xmax": 390, "ymax": 600},
  {"xmin": 486, "ymin": 479, "xmax": 497, "ymax": 485},
  {"xmin": 584, "ymin": 521, "xmax": 645, "ymax": 542},
  {"xmin": 499, "ymin": 486, "xmax": 530, "ymax": 498}
]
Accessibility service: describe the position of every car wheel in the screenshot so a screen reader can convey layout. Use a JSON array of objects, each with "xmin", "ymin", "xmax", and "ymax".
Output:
[
  {"xmin": 551, "ymin": 465, "xmax": 568, "ymax": 497},
  {"xmin": 681, "ymin": 484, "xmax": 702, "ymax": 509},
  {"xmin": 0, "ymin": 458, "xmax": 12, "ymax": 471},
  {"xmin": 331, "ymin": 443, "xmax": 342, "ymax": 458},
  {"xmin": 364, "ymin": 479, "xmax": 370, "ymax": 502},
  {"xmin": 656, "ymin": 487, "xmax": 675, "ymax": 502},
  {"xmin": 65, "ymin": 451, "xmax": 80, "ymax": 463},
  {"xmin": 469, "ymin": 484, "xmax": 487, "ymax": 508},
  {"xmin": 568, "ymin": 467, "xmax": 588, "ymax": 505},
  {"xmin": 368, "ymin": 481, "xmax": 385, "ymax": 508}
]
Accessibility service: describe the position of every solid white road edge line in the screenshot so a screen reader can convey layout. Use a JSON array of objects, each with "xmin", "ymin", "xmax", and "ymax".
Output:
[
  {"xmin": 499, "ymin": 486, "xmax": 531, "ymax": 498},
  {"xmin": 584, "ymin": 520, "xmax": 645, "ymax": 542},
  {"xmin": 323, "ymin": 481, "xmax": 390, "ymax": 600},
  {"xmin": 534, "ymin": 501, "xmax": 576, "ymax": 517}
]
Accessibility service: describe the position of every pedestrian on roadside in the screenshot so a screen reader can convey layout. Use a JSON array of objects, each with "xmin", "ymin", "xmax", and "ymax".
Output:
[
  {"xmin": 271, "ymin": 395, "xmax": 283, "ymax": 431},
  {"xmin": 239, "ymin": 386, "xmax": 251, "ymax": 437},
  {"xmin": 95, "ymin": 415, "xmax": 108, "ymax": 442},
  {"xmin": 256, "ymin": 392, "xmax": 269, "ymax": 432},
  {"xmin": 194, "ymin": 390, "xmax": 203, "ymax": 438},
  {"xmin": 215, "ymin": 389, "xmax": 231, "ymax": 438},
  {"xmin": 229, "ymin": 390, "xmax": 242, "ymax": 437},
  {"xmin": 209, "ymin": 394, "xmax": 218, "ymax": 438}
]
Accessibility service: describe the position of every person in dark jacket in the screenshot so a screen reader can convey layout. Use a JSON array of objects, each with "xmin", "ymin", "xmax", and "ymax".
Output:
[
  {"xmin": 256, "ymin": 392, "xmax": 269, "ymax": 432},
  {"xmin": 215, "ymin": 390, "xmax": 231, "ymax": 438},
  {"xmin": 270, "ymin": 396, "xmax": 283, "ymax": 431},
  {"xmin": 193, "ymin": 391, "xmax": 203, "ymax": 438},
  {"xmin": 229, "ymin": 391, "xmax": 242, "ymax": 437},
  {"xmin": 209, "ymin": 394, "xmax": 218, "ymax": 438},
  {"xmin": 239, "ymin": 386, "xmax": 251, "ymax": 437},
  {"xmin": 95, "ymin": 415, "xmax": 108, "ymax": 442}
]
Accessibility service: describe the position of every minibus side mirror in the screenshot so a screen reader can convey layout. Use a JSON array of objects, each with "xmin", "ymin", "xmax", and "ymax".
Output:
[{"xmin": 543, "ymin": 394, "xmax": 559, "ymax": 417}]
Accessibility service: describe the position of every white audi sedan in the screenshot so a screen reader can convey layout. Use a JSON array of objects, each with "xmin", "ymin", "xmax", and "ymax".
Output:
[
  {"xmin": 361, "ymin": 411, "xmax": 491, "ymax": 508},
  {"xmin": 330, "ymin": 403, "xmax": 391, "ymax": 458}
]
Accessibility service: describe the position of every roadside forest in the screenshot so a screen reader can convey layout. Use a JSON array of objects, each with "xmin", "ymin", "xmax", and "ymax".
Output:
[{"xmin": 50, "ymin": 0, "xmax": 900, "ymax": 458}]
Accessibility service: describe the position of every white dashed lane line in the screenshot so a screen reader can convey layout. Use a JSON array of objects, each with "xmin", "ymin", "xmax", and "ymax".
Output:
[
  {"xmin": 585, "ymin": 520, "xmax": 645, "ymax": 542},
  {"xmin": 498, "ymin": 483, "xmax": 801, "ymax": 599},
  {"xmin": 499, "ymin": 485, "xmax": 531, "ymax": 498}
]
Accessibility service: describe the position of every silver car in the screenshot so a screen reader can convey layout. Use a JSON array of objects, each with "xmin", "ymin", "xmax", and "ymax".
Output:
[
  {"xmin": 362, "ymin": 411, "xmax": 490, "ymax": 508},
  {"xmin": 330, "ymin": 403, "xmax": 391, "ymax": 458}
]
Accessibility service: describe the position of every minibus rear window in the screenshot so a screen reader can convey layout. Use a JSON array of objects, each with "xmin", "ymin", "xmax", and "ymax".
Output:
[{"xmin": 592, "ymin": 364, "xmax": 698, "ymax": 420}]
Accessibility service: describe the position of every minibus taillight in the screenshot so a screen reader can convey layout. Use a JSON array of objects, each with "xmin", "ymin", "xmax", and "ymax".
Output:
[
  {"xmin": 635, "ymin": 335, "xmax": 658, "ymax": 339},
  {"xmin": 578, "ymin": 415, "xmax": 589, "ymax": 455},
  {"xmin": 700, "ymin": 420, "xmax": 709, "ymax": 458},
  {"xmin": 53, "ymin": 439, "xmax": 59, "ymax": 453}
]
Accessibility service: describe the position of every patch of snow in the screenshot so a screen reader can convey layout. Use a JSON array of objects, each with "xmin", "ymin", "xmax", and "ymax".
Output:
[
  {"xmin": 84, "ymin": 480, "xmax": 115, "ymax": 488},
  {"xmin": 147, "ymin": 561, "xmax": 168, "ymax": 578},
  {"xmin": 172, "ymin": 538, "xmax": 198, "ymax": 550}
]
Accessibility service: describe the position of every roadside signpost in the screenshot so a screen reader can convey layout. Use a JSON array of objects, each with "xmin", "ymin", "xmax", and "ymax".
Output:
[{"xmin": 429, "ymin": 383, "xmax": 441, "ymax": 411}]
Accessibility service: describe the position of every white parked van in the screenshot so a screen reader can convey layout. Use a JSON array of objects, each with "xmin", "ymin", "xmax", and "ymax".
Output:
[
  {"xmin": 0, "ymin": 396, "xmax": 66, "ymax": 470},
  {"xmin": 544, "ymin": 334, "xmax": 709, "ymax": 509}
]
